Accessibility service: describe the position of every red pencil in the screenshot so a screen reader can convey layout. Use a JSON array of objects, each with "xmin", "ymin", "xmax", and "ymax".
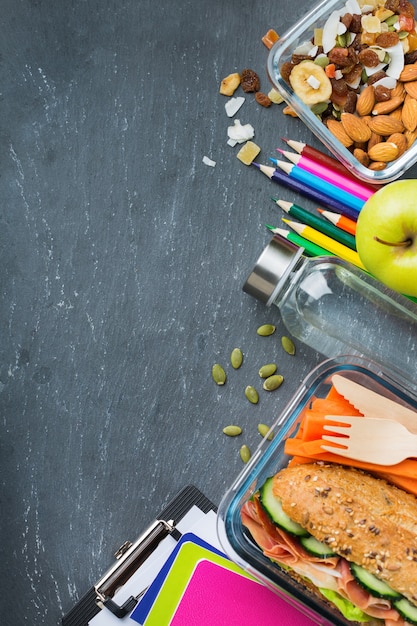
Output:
[
  {"xmin": 281, "ymin": 139, "xmax": 380, "ymax": 193},
  {"xmin": 317, "ymin": 208, "xmax": 357, "ymax": 235}
]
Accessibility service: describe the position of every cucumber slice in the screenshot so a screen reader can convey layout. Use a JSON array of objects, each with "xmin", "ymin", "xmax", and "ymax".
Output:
[
  {"xmin": 350, "ymin": 563, "xmax": 401, "ymax": 600},
  {"xmin": 394, "ymin": 598, "xmax": 417, "ymax": 625},
  {"xmin": 299, "ymin": 535, "xmax": 336, "ymax": 557},
  {"xmin": 259, "ymin": 477, "xmax": 308, "ymax": 537}
]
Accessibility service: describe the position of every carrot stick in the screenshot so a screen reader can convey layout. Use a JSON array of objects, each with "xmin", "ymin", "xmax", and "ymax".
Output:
[{"xmin": 283, "ymin": 383, "xmax": 417, "ymax": 495}]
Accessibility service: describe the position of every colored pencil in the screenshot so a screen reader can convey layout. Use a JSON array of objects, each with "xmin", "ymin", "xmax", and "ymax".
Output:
[
  {"xmin": 251, "ymin": 162, "xmax": 359, "ymax": 220},
  {"xmin": 274, "ymin": 199, "xmax": 357, "ymax": 251},
  {"xmin": 278, "ymin": 150, "xmax": 374, "ymax": 202},
  {"xmin": 317, "ymin": 209, "xmax": 357, "ymax": 236},
  {"xmin": 281, "ymin": 138, "xmax": 380, "ymax": 193},
  {"xmin": 275, "ymin": 160, "xmax": 364, "ymax": 214},
  {"xmin": 282, "ymin": 218, "xmax": 366, "ymax": 270},
  {"xmin": 266, "ymin": 225, "xmax": 333, "ymax": 257}
]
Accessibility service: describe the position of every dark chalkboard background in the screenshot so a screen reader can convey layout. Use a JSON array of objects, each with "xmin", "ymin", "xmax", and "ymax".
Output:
[{"xmin": 2, "ymin": 1, "xmax": 417, "ymax": 624}]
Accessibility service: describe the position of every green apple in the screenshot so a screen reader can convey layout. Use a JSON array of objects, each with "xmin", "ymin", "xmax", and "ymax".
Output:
[{"xmin": 356, "ymin": 179, "xmax": 417, "ymax": 297}]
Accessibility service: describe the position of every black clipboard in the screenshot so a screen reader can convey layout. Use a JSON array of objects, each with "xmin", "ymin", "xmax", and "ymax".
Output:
[{"xmin": 62, "ymin": 485, "xmax": 216, "ymax": 626}]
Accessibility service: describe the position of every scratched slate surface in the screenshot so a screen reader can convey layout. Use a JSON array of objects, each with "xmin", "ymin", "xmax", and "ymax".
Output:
[{"xmin": 4, "ymin": 0, "xmax": 415, "ymax": 624}]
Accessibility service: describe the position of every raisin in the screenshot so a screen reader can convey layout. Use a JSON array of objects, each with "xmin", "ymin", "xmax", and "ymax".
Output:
[
  {"xmin": 280, "ymin": 61, "xmax": 294, "ymax": 84},
  {"xmin": 291, "ymin": 54, "xmax": 312, "ymax": 64},
  {"xmin": 349, "ymin": 14, "xmax": 363, "ymax": 33},
  {"xmin": 399, "ymin": 0, "xmax": 414, "ymax": 17},
  {"xmin": 375, "ymin": 32, "xmax": 400, "ymax": 48},
  {"xmin": 367, "ymin": 70, "xmax": 388, "ymax": 85},
  {"xmin": 330, "ymin": 78, "xmax": 348, "ymax": 106},
  {"xmin": 344, "ymin": 63, "xmax": 363, "ymax": 86},
  {"xmin": 405, "ymin": 50, "xmax": 417, "ymax": 64},
  {"xmin": 328, "ymin": 47, "xmax": 351, "ymax": 67},
  {"xmin": 358, "ymin": 48, "xmax": 380, "ymax": 67},
  {"xmin": 241, "ymin": 69, "xmax": 260, "ymax": 92},
  {"xmin": 340, "ymin": 12, "xmax": 353, "ymax": 29},
  {"xmin": 344, "ymin": 90, "xmax": 358, "ymax": 113},
  {"xmin": 385, "ymin": 0, "xmax": 399, "ymax": 11},
  {"xmin": 255, "ymin": 92, "xmax": 272, "ymax": 107},
  {"xmin": 374, "ymin": 85, "xmax": 391, "ymax": 102}
]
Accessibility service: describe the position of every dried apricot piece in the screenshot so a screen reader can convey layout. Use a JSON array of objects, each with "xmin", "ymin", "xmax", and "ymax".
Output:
[{"xmin": 262, "ymin": 28, "xmax": 279, "ymax": 50}]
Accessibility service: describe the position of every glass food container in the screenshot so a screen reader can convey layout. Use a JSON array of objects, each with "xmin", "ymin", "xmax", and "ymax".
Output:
[
  {"xmin": 217, "ymin": 356, "xmax": 417, "ymax": 626},
  {"xmin": 267, "ymin": 0, "xmax": 417, "ymax": 184}
]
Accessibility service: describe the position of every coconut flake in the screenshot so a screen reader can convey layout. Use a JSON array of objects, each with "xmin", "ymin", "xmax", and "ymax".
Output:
[
  {"xmin": 227, "ymin": 119, "xmax": 255, "ymax": 144},
  {"xmin": 322, "ymin": 10, "xmax": 341, "ymax": 54},
  {"xmin": 202, "ymin": 155, "xmax": 216, "ymax": 167},
  {"xmin": 372, "ymin": 75, "xmax": 397, "ymax": 89},
  {"xmin": 225, "ymin": 96, "xmax": 245, "ymax": 118},
  {"xmin": 307, "ymin": 74, "xmax": 321, "ymax": 90},
  {"xmin": 337, "ymin": 22, "xmax": 347, "ymax": 35},
  {"xmin": 345, "ymin": 0, "xmax": 361, "ymax": 14},
  {"xmin": 385, "ymin": 41, "xmax": 405, "ymax": 78},
  {"xmin": 293, "ymin": 40, "xmax": 316, "ymax": 56}
]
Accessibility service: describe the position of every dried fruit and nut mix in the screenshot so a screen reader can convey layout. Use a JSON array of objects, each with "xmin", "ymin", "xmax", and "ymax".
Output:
[{"xmin": 281, "ymin": 0, "xmax": 417, "ymax": 170}]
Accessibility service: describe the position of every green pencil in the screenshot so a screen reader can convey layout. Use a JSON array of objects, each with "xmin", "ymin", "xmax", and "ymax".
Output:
[
  {"xmin": 272, "ymin": 198, "xmax": 357, "ymax": 251},
  {"xmin": 266, "ymin": 225, "xmax": 334, "ymax": 258}
]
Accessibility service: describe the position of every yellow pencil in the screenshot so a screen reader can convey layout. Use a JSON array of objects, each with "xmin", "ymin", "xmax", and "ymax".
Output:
[{"xmin": 282, "ymin": 218, "xmax": 366, "ymax": 271}]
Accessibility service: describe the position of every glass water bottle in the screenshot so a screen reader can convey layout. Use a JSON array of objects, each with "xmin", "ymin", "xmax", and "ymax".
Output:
[{"xmin": 243, "ymin": 235, "xmax": 417, "ymax": 392}]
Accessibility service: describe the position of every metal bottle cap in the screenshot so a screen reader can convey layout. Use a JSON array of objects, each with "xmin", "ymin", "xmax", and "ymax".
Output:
[{"xmin": 243, "ymin": 235, "xmax": 304, "ymax": 306}]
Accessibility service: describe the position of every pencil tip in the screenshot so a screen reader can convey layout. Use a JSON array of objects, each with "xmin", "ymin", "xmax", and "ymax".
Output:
[
  {"xmin": 251, "ymin": 161, "xmax": 260, "ymax": 169},
  {"xmin": 280, "ymin": 137, "xmax": 289, "ymax": 144},
  {"xmin": 269, "ymin": 157, "xmax": 279, "ymax": 166},
  {"xmin": 317, "ymin": 208, "xmax": 324, "ymax": 214},
  {"xmin": 270, "ymin": 197, "xmax": 279, "ymax": 203}
]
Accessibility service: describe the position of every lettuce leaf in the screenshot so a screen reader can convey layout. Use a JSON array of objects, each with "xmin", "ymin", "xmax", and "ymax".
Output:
[{"xmin": 319, "ymin": 588, "xmax": 372, "ymax": 622}]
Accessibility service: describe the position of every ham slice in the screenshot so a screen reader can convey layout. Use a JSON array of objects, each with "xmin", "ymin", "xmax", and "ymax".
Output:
[{"xmin": 241, "ymin": 497, "xmax": 407, "ymax": 625}]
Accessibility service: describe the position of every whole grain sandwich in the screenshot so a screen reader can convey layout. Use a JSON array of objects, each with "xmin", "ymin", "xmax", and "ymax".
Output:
[{"xmin": 241, "ymin": 463, "xmax": 417, "ymax": 625}]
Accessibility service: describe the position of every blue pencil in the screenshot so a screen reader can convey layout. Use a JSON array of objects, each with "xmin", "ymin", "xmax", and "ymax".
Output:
[
  {"xmin": 274, "ymin": 159, "xmax": 364, "ymax": 214},
  {"xmin": 251, "ymin": 163, "xmax": 359, "ymax": 221}
]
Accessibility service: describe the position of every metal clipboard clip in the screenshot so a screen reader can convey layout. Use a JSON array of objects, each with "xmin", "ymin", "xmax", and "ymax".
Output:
[{"xmin": 94, "ymin": 518, "xmax": 179, "ymax": 618}]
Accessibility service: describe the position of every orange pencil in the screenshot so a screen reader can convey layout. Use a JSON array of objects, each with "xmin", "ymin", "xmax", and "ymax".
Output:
[{"xmin": 317, "ymin": 208, "xmax": 357, "ymax": 236}]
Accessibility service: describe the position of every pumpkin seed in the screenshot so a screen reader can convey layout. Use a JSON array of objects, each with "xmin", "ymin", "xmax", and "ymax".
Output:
[
  {"xmin": 222, "ymin": 425, "xmax": 242, "ymax": 437},
  {"xmin": 245, "ymin": 385, "xmax": 259, "ymax": 404},
  {"xmin": 256, "ymin": 324, "xmax": 276, "ymax": 337},
  {"xmin": 240, "ymin": 444, "xmax": 251, "ymax": 463},
  {"xmin": 281, "ymin": 335, "xmax": 296, "ymax": 355},
  {"xmin": 258, "ymin": 423, "xmax": 274, "ymax": 440},
  {"xmin": 258, "ymin": 363, "xmax": 277, "ymax": 379},
  {"xmin": 230, "ymin": 347, "xmax": 243, "ymax": 369},
  {"xmin": 212, "ymin": 363, "xmax": 226, "ymax": 385},
  {"xmin": 263, "ymin": 374, "xmax": 284, "ymax": 391}
]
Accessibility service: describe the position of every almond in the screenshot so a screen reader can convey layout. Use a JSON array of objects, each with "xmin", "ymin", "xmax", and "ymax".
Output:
[
  {"xmin": 356, "ymin": 85, "xmax": 375, "ymax": 117},
  {"xmin": 367, "ymin": 115, "xmax": 404, "ymax": 136},
  {"xmin": 387, "ymin": 132, "xmax": 408, "ymax": 157},
  {"xmin": 371, "ymin": 95, "xmax": 404, "ymax": 116},
  {"xmin": 389, "ymin": 106, "xmax": 404, "ymax": 121},
  {"xmin": 368, "ymin": 160, "xmax": 387, "ymax": 171},
  {"xmin": 341, "ymin": 112, "xmax": 372, "ymax": 143},
  {"xmin": 399, "ymin": 63, "xmax": 417, "ymax": 82},
  {"xmin": 326, "ymin": 118, "xmax": 354, "ymax": 147},
  {"xmin": 404, "ymin": 80, "xmax": 417, "ymax": 99},
  {"xmin": 368, "ymin": 141, "xmax": 399, "ymax": 162},
  {"xmin": 353, "ymin": 147, "xmax": 370, "ymax": 167},
  {"xmin": 390, "ymin": 82, "xmax": 406, "ymax": 100},
  {"xmin": 368, "ymin": 131, "xmax": 383, "ymax": 150},
  {"xmin": 404, "ymin": 128, "xmax": 417, "ymax": 149},
  {"xmin": 402, "ymin": 94, "xmax": 417, "ymax": 132}
]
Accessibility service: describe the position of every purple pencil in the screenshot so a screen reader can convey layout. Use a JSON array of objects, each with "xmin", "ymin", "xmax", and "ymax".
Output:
[{"xmin": 251, "ymin": 162, "xmax": 359, "ymax": 221}]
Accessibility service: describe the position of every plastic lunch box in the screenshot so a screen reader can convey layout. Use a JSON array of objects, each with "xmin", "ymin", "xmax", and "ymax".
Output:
[
  {"xmin": 266, "ymin": 0, "xmax": 417, "ymax": 184},
  {"xmin": 217, "ymin": 355, "xmax": 417, "ymax": 625}
]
